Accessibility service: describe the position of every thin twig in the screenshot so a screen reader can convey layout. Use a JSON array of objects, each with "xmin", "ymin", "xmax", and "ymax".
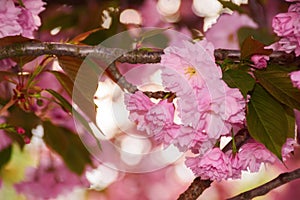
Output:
[{"xmin": 227, "ymin": 168, "xmax": 300, "ymax": 200}]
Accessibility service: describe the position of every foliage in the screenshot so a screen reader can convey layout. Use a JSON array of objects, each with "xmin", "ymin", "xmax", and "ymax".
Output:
[{"xmin": 0, "ymin": 0, "xmax": 300, "ymax": 200}]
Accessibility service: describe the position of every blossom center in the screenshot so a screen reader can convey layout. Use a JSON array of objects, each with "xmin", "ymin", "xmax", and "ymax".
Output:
[{"xmin": 184, "ymin": 66, "xmax": 196, "ymax": 79}]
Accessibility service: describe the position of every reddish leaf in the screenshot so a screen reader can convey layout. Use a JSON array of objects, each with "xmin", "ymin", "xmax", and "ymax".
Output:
[
  {"xmin": 70, "ymin": 28, "xmax": 104, "ymax": 44},
  {"xmin": 240, "ymin": 36, "xmax": 273, "ymax": 59},
  {"xmin": 57, "ymin": 56, "xmax": 83, "ymax": 81},
  {"xmin": 0, "ymin": 35, "xmax": 38, "ymax": 47}
]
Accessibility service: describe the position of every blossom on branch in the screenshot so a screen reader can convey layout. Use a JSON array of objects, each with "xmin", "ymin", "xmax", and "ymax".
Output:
[
  {"xmin": 125, "ymin": 91, "xmax": 154, "ymax": 132},
  {"xmin": 237, "ymin": 141, "xmax": 276, "ymax": 173},
  {"xmin": 125, "ymin": 39, "xmax": 247, "ymax": 181},
  {"xmin": 185, "ymin": 148, "xmax": 232, "ymax": 181},
  {"xmin": 17, "ymin": 0, "xmax": 46, "ymax": 38},
  {"xmin": 281, "ymin": 138, "xmax": 296, "ymax": 161},
  {"xmin": 290, "ymin": 70, "xmax": 300, "ymax": 89},
  {"xmin": 161, "ymin": 40, "xmax": 245, "ymax": 140},
  {"xmin": 14, "ymin": 150, "xmax": 88, "ymax": 199},
  {"xmin": 251, "ymin": 55, "xmax": 270, "ymax": 69},
  {"xmin": 0, "ymin": 0, "xmax": 21, "ymax": 37},
  {"xmin": 271, "ymin": 2, "xmax": 300, "ymax": 56},
  {"xmin": 0, "ymin": 0, "xmax": 45, "ymax": 69}
]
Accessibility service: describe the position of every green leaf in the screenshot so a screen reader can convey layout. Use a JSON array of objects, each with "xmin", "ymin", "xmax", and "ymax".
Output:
[
  {"xmin": 47, "ymin": 71, "xmax": 74, "ymax": 97},
  {"xmin": 27, "ymin": 64, "xmax": 44, "ymax": 89},
  {"xmin": 238, "ymin": 27, "xmax": 276, "ymax": 47},
  {"xmin": 222, "ymin": 69, "xmax": 255, "ymax": 98},
  {"xmin": 0, "ymin": 145, "xmax": 12, "ymax": 170},
  {"xmin": 45, "ymin": 89, "xmax": 101, "ymax": 149},
  {"xmin": 255, "ymin": 69, "xmax": 300, "ymax": 110},
  {"xmin": 43, "ymin": 121, "xmax": 92, "ymax": 175},
  {"xmin": 139, "ymin": 28, "xmax": 170, "ymax": 40},
  {"xmin": 49, "ymin": 57, "xmax": 99, "ymax": 121},
  {"xmin": 218, "ymin": 0, "xmax": 244, "ymax": 13},
  {"xmin": 284, "ymin": 106, "xmax": 296, "ymax": 139},
  {"xmin": 240, "ymin": 36, "xmax": 273, "ymax": 60},
  {"xmin": 246, "ymin": 84, "xmax": 289, "ymax": 159},
  {"xmin": 48, "ymin": 69, "xmax": 98, "ymax": 127},
  {"xmin": 45, "ymin": 89, "xmax": 72, "ymax": 112},
  {"xmin": 137, "ymin": 28, "xmax": 170, "ymax": 47}
]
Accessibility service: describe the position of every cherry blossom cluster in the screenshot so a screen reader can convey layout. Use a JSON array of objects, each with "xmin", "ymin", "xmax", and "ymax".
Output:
[
  {"xmin": 0, "ymin": 0, "xmax": 45, "ymax": 69},
  {"xmin": 125, "ymin": 40, "xmax": 296, "ymax": 181},
  {"xmin": 290, "ymin": 70, "xmax": 300, "ymax": 89},
  {"xmin": 0, "ymin": 0, "xmax": 45, "ymax": 38},
  {"xmin": 271, "ymin": 0, "xmax": 300, "ymax": 56},
  {"xmin": 14, "ymin": 149, "xmax": 88, "ymax": 199}
]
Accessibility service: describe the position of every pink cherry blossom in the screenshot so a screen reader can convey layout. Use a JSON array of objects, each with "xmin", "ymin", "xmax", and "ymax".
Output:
[
  {"xmin": 238, "ymin": 141, "xmax": 276, "ymax": 173},
  {"xmin": 290, "ymin": 70, "xmax": 300, "ymax": 89},
  {"xmin": 0, "ymin": 0, "xmax": 22, "ymax": 37},
  {"xmin": 124, "ymin": 91, "xmax": 154, "ymax": 132},
  {"xmin": 14, "ymin": 151, "xmax": 88, "ymax": 199},
  {"xmin": 0, "ymin": 118, "xmax": 12, "ymax": 151},
  {"xmin": 161, "ymin": 40, "xmax": 219, "ymax": 96},
  {"xmin": 270, "ymin": 3, "xmax": 300, "ymax": 56},
  {"xmin": 17, "ymin": 0, "xmax": 46, "ymax": 38},
  {"xmin": 282, "ymin": 138, "xmax": 296, "ymax": 161},
  {"xmin": 228, "ymin": 152, "xmax": 244, "ymax": 179},
  {"xmin": 272, "ymin": 12, "xmax": 299, "ymax": 37},
  {"xmin": 0, "ymin": 131, "xmax": 12, "ymax": 151},
  {"xmin": 145, "ymin": 100, "xmax": 175, "ymax": 135},
  {"xmin": 173, "ymin": 125, "xmax": 216, "ymax": 155},
  {"xmin": 269, "ymin": 36, "xmax": 300, "ymax": 56},
  {"xmin": 0, "ymin": 0, "xmax": 45, "ymax": 68},
  {"xmin": 185, "ymin": 148, "xmax": 231, "ymax": 181},
  {"xmin": 251, "ymin": 55, "xmax": 270, "ymax": 69},
  {"xmin": 289, "ymin": 3, "xmax": 300, "ymax": 13},
  {"xmin": 286, "ymin": 0, "xmax": 300, "ymax": 2},
  {"xmin": 161, "ymin": 40, "xmax": 245, "ymax": 140},
  {"xmin": 152, "ymin": 124, "xmax": 180, "ymax": 146},
  {"xmin": 223, "ymin": 86, "xmax": 246, "ymax": 125}
]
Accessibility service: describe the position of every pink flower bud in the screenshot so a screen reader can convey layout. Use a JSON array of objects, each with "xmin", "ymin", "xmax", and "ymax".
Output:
[
  {"xmin": 16, "ymin": 127, "xmax": 25, "ymax": 135},
  {"xmin": 23, "ymin": 137, "xmax": 30, "ymax": 144},
  {"xmin": 251, "ymin": 55, "xmax": 269, "ymax": 69}
]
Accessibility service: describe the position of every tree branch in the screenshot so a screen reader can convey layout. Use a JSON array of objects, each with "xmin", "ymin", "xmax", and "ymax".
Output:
[
  {"xmin": 1, "ymin": 42, "xmax": 299, "ymax": 64},
  {"xmin": 1, "ymin": 41, "xmax": 299, "ymax": 96},
  {"xmin": 227, "ymin": 168, "xmax": 300, "ymax": 200},
  {"xmin": 178, "ymin": 178, "xmax": 212, "ymax": 200}
]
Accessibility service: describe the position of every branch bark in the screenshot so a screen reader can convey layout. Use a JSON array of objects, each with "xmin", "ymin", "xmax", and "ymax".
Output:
[
  {"xmin": 0, "ymin": 42, "xmax": 299, "ymax": 64},
  {"xmin": 227, "ymin": 168, "xmax": 300, "ymax": 200}
]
